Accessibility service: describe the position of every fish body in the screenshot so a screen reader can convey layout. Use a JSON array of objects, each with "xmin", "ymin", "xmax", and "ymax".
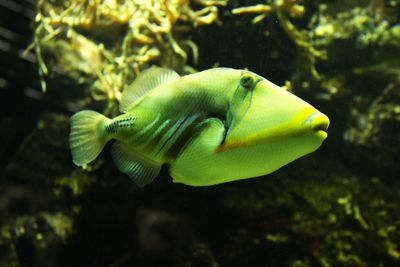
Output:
[{"xmin": 70, "ymin": 67, "xmax": 329, "ymax": 186}]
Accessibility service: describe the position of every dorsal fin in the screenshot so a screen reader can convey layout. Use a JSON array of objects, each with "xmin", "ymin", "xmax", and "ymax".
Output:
[{"xmin": 120, "ymin": 67, "xmax": 180, "ymax": 112}]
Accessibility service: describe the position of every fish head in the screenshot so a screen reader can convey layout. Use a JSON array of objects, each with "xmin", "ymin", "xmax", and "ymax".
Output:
[
  {"xmin": 221, "ymin": 71, "xmax": 330, "ymax": 159},
  {"xmin": 169, "ymin": 68, "xmax": 330, "ymax": 185}
]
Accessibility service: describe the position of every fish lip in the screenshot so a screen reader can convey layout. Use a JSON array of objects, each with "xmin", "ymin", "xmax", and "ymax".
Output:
[
  {"xmin": 311, "ymin": 118, "xmax": 329, "ymax": 132},
  {"xmin": 304, "ymin": 112, "xmax": 330, "ymax": 139}
]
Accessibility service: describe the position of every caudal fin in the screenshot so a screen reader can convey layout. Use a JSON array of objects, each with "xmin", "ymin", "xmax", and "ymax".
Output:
[{"xmin": 69, "ymin": 110, "xmax": 110, "ymax": 166}]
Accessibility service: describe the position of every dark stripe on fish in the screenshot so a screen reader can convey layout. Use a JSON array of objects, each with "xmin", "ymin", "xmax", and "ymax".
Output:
[
  {"xmin": 154, "ymin": 116, "xmax": 190, "ymax": 156},
  {"xmin": 134, "ymin": 111, "xmax": 220, "ymax": 161},
  {"xmin": 154, "ymin": 115, "xmax": 200, "ymax": 158},
  {"xmin": 129, "ymin": 114, "xmax": 161, "ymax": 144},
  {"xmin": 137, "ymin": 119, "xmax": 171, "ymax": 151},
  {"xmin": 163, "ymin": 116, "xmax": 208, "ymax": 161}
]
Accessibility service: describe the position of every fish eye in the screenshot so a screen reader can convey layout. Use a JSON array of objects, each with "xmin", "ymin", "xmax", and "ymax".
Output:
[{"xmin": 240, "ymin": 73, "xmax": 255, "ymax": 89}]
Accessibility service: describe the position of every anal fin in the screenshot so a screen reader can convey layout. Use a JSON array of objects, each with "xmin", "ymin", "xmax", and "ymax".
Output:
[{"xmin": 111, "ymin": 141, "xmax": 161, "ymax": 187}]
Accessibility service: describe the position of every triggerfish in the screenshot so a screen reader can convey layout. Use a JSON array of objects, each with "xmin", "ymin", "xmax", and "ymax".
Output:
[{"xmin": 69, "ymin": 67, "xmax": 329, "ymax": 186}]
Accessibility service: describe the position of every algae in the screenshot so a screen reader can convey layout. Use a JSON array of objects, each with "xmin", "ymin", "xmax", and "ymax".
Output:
[{"xmin": 28, "ymin": 0, "xmax": 227, "ymax": 115}]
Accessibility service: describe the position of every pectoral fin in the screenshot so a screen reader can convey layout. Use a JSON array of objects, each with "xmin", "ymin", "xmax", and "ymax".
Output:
[
  {"xmin": 111, "ymin": 141, "xmax": 161, "ymax": 187},
  {"xmin": 170, "ymin": 118, "xmax": 225, "ymax": 185}
]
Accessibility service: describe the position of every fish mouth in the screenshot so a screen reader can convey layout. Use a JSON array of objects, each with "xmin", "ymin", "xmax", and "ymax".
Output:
[{"xmin": 305, "ymin": 112, "xmax": 330, "ymax": 139}]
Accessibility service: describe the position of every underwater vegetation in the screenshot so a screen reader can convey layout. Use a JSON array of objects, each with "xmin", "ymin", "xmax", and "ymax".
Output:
[
  {"xmin": 31, "ymin": 0, "xmax": 228, "ymax": 114},
  {"xmin": 0, "ymin": 0, "xmax": 399, "ymax": 266}
]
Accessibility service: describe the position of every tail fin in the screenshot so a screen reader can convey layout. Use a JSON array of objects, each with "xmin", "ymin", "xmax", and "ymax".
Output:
[{"xmin": 69, "ymin": 110, "xmax": 110, "ymax": 166}]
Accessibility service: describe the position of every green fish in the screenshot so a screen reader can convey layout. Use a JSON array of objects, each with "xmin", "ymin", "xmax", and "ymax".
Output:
[{"xmin": 69, "ymin": 67, "xmax": 329, "ymax": 186}]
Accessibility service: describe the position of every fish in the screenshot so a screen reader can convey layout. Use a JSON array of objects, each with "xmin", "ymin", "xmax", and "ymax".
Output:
[{"xmin": 69, "ymin": 67, "xmax": 330, "ymax": 187}]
